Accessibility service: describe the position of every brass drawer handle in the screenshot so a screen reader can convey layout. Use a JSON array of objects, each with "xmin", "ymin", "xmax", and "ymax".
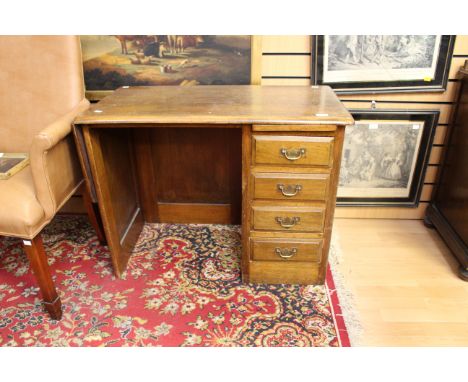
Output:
[
  {"xmin": 277, "ymin": 183, "xmax": 302, "ymax": 197},
  {"xmin": 275, "ymin": 216, "xmax": 300, "ymax": 229},
  {"xmin": 275, "ymin": 247, "xmax": 298, "ymax": 259},
  {"xmin": 280, "ymin": 148, "xmax": 306, "ymax": 161}
]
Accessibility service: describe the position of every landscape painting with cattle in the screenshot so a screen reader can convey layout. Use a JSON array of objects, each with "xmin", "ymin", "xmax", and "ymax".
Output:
[{"xmin": 81, "ymin": 35, "xmax": 252, "ymax": 98}]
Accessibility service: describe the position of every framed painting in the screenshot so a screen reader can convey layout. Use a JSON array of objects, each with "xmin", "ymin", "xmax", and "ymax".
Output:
[
  {"xmin": 338, "ymin": 110, "xmax": 439, "ymax": 207},
  {"xmin": 81, "ymin": 35, "xmax": 262, "ymax": 100},
  {"xmin": 312, "ymin": 35, "xmax": 455, "ymax": 94}
]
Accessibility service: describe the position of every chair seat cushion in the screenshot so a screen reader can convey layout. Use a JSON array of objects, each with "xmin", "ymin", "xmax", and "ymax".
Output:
[{"xmin": 0, "ymin": 166, "xmax": 46, "ymax": 238}]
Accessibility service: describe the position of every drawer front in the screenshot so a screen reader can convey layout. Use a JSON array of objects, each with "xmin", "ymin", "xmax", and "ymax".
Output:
[
  {"xmin": 252, "ymin": 205, "xmax": 325, "ymax": 233},
  {"xmin": 253, "ymin": 135, "xmax": 334, "ymax": 167},
  {"xmin": 251, "ymin": 238, "xmax": 323, "ymax": 262},
  {"xmin": 253, "ymin": 173, "xmax": 329, "ymax": 201},
  {"xmin": 248, "ymin": 261, "xmax": 321, "ymax": 285}
]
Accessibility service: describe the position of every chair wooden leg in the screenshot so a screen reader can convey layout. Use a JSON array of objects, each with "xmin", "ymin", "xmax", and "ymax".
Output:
[
  {"xmin": 23, "ymin": 235, "xmax": 62, "ymax": 320},
  {"xmin": 82, "ymin": 185, "xmax": 107, "ymax": 245}
]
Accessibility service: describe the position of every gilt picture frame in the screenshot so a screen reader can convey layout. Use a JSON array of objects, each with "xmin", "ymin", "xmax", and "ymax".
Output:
[
  {"xmin": 80, "ymin": 35, "xmax": 262, "ymax": 101},
  {"xmin": 338, "ymin": 110, "xmax": 439, "ymax": 207},
  {"xmin": 312, "ymin": 35, "xmax": 455, "ymax": 94}
]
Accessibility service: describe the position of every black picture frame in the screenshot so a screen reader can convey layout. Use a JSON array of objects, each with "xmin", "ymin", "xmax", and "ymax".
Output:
[
  {"xmin": 338, "ymin": 110, "xmax": 439, "ymax": 207},
  {"xmin": 312, "ymin": 35, "xmax": 455, "ymax": 94}
]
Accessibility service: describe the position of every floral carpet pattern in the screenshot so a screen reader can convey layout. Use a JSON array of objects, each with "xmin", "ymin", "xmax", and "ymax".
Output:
[{"xmin": 0, "ymin": 216, "xmax": 350, "ymax": 346}]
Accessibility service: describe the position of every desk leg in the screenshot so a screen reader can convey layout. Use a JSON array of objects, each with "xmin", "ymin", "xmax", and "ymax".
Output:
[
  {"xmin": 82, "ymin": 184, "xmax": 107, "ymax": 245},
  {"xmin": 83, "ymin": 126, "xmax": 144, "ymax": 277},
  {"xmin": 241, "ymin": 124, "xmax": 252, "ymax": 282},
  {"xmin": 229, "ymin": 127, "xmax": 242, "ymax": 224}
]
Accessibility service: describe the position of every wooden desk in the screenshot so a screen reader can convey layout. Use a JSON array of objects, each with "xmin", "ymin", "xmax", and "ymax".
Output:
[{"xmin": 73, "ymin": 85, "xmax": 353, "ymax": 284}]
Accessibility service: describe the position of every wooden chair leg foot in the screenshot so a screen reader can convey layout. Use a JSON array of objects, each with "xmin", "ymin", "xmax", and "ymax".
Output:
[
  {"xmin": 23, "ymin": 235, "xmax": 63, "ymax": 320},
  {"xmin": 82, "ymin": 184, "xmax": 107, "ymax": 245},
  {"xmin": 43, "ymin": 296, "xmax": 63, "ymax": 320}
]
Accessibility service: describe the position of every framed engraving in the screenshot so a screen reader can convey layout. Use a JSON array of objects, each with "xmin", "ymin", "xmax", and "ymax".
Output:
[
  {"xmin": 338, "ymin": 110, "xmax": 439, "ymax": 207},
  {"xmin": 312, "ymin": 35, "xmax": 455, "ymax": 94},
  {"xmin": 81, "ymin": 35, "xmax": 262, "ymax": 100}
]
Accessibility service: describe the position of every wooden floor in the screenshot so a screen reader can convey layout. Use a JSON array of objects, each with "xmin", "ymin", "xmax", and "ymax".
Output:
[{"xmin": 333, "ymin": 218, "xmax": 468, "ymax": 346}]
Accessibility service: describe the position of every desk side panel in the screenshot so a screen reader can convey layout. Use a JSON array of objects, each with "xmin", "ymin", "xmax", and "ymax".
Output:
[
  {"xmin": 83, "ymin": 126, "xmax": 143, "ymax": 277},
  {"xmin": 73, "ymin": 124, "xmax": 97, "ymax": 202}
]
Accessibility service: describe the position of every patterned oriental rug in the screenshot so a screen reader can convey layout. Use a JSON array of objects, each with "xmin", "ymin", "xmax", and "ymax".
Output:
[{"xmin": 0, "ymin": 216, "xmax": 351, "ymax": 347}]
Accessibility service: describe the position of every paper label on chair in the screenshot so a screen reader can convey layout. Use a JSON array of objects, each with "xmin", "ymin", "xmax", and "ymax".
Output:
[{"xmin": 23, "ymin": 240, "xmax": 32, "ymax": 246}]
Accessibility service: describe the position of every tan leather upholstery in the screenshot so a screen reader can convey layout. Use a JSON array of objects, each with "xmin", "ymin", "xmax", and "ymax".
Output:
[
  {"xmin": 0, "ymin": 36, "xmax": 85, "ymax": 152},
  {"xmin": 0, "ymin": 36, "xmax": 89, "ymax": 239},
  {"xmin": 30, "ymin": 99, "xmax": 89, "ymax": 220},
  {"xmin": 0, "ymin": 167, "xmax": 46, "ymax": 237}
]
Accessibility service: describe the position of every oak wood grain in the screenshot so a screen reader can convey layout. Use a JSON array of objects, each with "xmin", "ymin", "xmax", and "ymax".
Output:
[
  {"xmin": 74, "ymin": 86, "xmax": 352, "ymax": 284},
  {"xmin": 253, "ymin": 124, "xmax": 337, "ymax": 132},
  {"xmin": 251, "ymin": 238, "xmax": 323, "ymax": 262},
  {"xmin": 133, "ymin": 129, "xmax": 159, "ymax": 223},
  {"xmin": 82, "ymin": 126, "xmax": 143, "ymax": 277},
  {"xmin": 253, "ymin": 135, "xmax": 334, "ymax": 167},
  {"xmin": 252, "ymin": 204, "xmax": 326, "ymax": 233},
  {"xmin": 252, "ymin": 172, "xmax": 330, "ymax": 201},
  {"xmin": 248, "ymin": 260, "xmax": 320, "ymax": 284},
  {"xmin": 241, "ymin": 124, "xmax": 253, "ymax": 282},
  {"xmin": 150, "ymin": 127, "xmax": 241, "ymax": 204},
  {"xmin": 318, "ymin": 126, "xmax": 345, "ymax": 283},
  {"xmin": 250, "ymin": 231, "xmax": 323, "ymax": 239},
  {"xmin": 157, "ymin": 202, "xmax": 232, "ymax": 224},
  {"xmin": 75, "ymin": 86, "xmax": 354, "ymax": 126}
]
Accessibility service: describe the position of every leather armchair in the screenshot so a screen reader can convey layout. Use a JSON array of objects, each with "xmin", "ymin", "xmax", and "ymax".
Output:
[{"xmin": 0, "ymin": 36, "xmax": 104, "ymax": 320}]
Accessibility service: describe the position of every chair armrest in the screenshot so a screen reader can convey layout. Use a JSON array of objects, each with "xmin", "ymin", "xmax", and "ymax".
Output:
[
  {"xmin": 30, "ymin": 99, "xmax": 90, "ymax": 219},
  {"xmin": 32, "ymin": 99, "xmax": 90, "ymax": 151}
]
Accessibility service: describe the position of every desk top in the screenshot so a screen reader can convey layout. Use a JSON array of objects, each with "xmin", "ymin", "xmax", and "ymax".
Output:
[{"xmin": 75, "ymin": 85, "xmax": 354, "ymax": 126}]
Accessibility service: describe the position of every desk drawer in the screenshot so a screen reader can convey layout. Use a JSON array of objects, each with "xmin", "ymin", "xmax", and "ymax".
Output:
[
  {"xmin": 252, "ymin": 205, "xmax": 325, "ymax": 232},
  {"xmin": 253, "ymin": 172, "xmax": 329, "ymax": 201},
  {"xmin": 251, "ymin": 238, "xmax": 323, "ymax": 262},
  {"xmin": 253, "ymin": 135, "xmax": 334, "ymax": 167},
  {"xmin": 248, "ymin": 260, "xmax": 321, "ymax": 284}
]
